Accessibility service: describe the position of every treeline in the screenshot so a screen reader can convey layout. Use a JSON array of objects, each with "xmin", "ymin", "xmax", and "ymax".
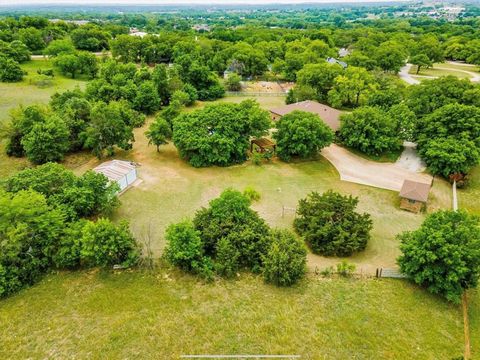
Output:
[{"xmin": 3, "ymin": 58, "xmax": 219, "ymax": 163}]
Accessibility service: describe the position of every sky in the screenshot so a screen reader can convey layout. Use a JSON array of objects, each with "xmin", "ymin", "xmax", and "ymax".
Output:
[{"xmin": 0, "ymin": 0, "xmax": 409, "ymax": 5}]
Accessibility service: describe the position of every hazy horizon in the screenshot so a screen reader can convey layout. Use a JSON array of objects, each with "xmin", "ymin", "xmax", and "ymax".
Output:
[{"xmin": 0, "ymin": 0, "xmax": 411, "ymax": 6}]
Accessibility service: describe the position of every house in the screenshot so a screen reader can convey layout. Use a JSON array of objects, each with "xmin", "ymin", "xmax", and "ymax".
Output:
[
  {"xmin": 399, "ymin": 179, "xmax": 431, "ymax": 213},
  {"xmin": 338, "ymin": 48, "xmax": 350, "ymax": 58},
  {"xmin": 93, "ymin": 160, "xmax": 138, "ymax": 193},
  {"xmin": 327, "ymin": 57, "xmax": 348, "ymax": 69},
  {"xmin": 192, "ymin": 24, "xmax": 211, "ymax": 32},
  {"xmin": 270, "ymin": 100, "xmax": 343, "ymax": 132}
]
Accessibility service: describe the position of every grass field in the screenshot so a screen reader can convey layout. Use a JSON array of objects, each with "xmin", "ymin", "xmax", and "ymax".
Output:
[
  {"xmin": 0, "ymin": 269, "xmax": 467, "ymax": 359},
  {"xmin": 0, "ymin": 74, "xmax": 479, "ymax": 359},
  {"xmin": 0, "ymin": 59, "xmax": 86, "ymax": 124},
  {"xmin": 408, "ymin": 62, "xmax": 480, "ymax": 80},
  {"xmin": 68, "ymin": 102, "xmax": 451, "ymax": 274}
]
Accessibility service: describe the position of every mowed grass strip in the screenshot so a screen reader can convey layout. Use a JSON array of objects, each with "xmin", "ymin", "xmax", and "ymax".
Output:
[{"xmin": 0, "ymin": 270, "xmax": 464, "ymax": 359}]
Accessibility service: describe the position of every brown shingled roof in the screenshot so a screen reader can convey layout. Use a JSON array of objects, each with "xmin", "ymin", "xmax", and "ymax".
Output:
[
  {"xmin": 270, "ymin": 100, "xmax": 343, "ymax": 131},
  {"xmin": 399, "ymin": 179, "xmax": 431, "ymax": 203}
]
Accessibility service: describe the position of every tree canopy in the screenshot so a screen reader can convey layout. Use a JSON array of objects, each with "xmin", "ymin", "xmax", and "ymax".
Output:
[
  {"xmin": 173, "ymin": 100, "xmax": 271, "ymax": 167},
  {"xmin": 273, "ymin": 110, "xmax": 333, "ymax": 161},
  {"xmin": 294, "ymin": 190, "xmax": 372, "ymax": 256},
  {"xmin": 398, "ymin": 210, "xmax": 480, "ymax": 303}
]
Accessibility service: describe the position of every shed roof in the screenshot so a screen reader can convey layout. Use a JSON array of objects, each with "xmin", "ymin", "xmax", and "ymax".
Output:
[
  {"xmin": 399, "ymin": 179, "xmax": 431, "ymax": 202},
  {"xmin": 93, "ymin": 160, "xmax": 136, "ymax": 182},
  {"xmin": 270, "ymin": 100, "xmax": 343, "ymax": 131}
]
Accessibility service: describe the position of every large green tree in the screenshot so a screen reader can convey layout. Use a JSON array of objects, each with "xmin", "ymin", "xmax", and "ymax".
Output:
[
  {"xmin": 84, "ymin": 101, "xmax": 134, "ymax": 158},
  {"xmin": 338, "ymin": 106, "xmax": 400, "ymax": 156},
  {"xmin": 416, "ymin": 103, "xmax": 480, "ymax": 177},
  {"xmin": 21, "ymin": 115, "xmax": 70, "ymax": 164},
  {"xmin": 273, "ymin": 110, "xmax": 333, "ymax": 161},
  {"xmin": 398, "ymin": 210, "xmax": 480, "ymax": 303},
  {"xmin": 173, "ymin": 100, "xmax": 270, "ymax": 167}
]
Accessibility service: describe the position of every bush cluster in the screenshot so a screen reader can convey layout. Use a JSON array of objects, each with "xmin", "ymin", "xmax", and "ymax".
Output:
[
  {"xmin": 0, "ymin": 164, "xmax": 139, "ymax": 298},
  {"xmin": 164, "ymin": 189, "xmax": 307, "ymax": 286},
  {"xmin": 294, "ymin": 190, "xmax": 372, "ymax": 257}
]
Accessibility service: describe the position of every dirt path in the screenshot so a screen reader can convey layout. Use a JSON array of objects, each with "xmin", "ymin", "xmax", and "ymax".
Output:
[{"xmin": 321, "ymin": 144, "xmax": 432, "ymax": 192}]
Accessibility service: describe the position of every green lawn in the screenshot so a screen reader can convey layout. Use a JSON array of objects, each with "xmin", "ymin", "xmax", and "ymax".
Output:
[
  {"xmin": 457, "ymin": 166, "xmax": 480, "ymax": 215},
  {"xmin": 0, "ymin": 59, "xmax": 86, "ymax": 124},
  {"xmin": 408, "ymin": 63, "xmax": 478, "ymax": 79},
  {"xmin": 97, "ymin": 119, "xmax": 449, "ymax": 274},
  {"xmin": 0, "ymin": 87, "xmax": 478, "ymax": 359},
  {"xmin": 471, "ymin": 289, "xmax": 480, "ymax": 359},
  {"xmin": 0, "ymin": 269, "xmax": 466, "ymax": 359}
]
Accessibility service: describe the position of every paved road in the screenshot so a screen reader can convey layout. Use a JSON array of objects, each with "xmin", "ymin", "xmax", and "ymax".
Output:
[
  {"xmin": 399, "ymin": 64, "xmax": 420, "ymax": 84},
  {"xmin": 321, "ymin": 144, "xmax": 432, "ymax": 192}
]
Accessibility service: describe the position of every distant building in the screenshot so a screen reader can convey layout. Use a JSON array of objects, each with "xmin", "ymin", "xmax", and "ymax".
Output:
[
  {"xmin": 50, "ymin": 19, "xmax": 91, "ymax": 26},
  {"xmin": 399, "ymin": 179, "xmax": 431, "ymax": 213},
  {"xmin": 327, "ymin": 57, "xmax": 348, "ymax": 69},
  {"xmin": 270, "ymin": 100, "xmax": 343, "ymax": 132},
  {"xmin": 93, "ymin": 160, "xmax": 138, "ymax": 193},
  {"xmin": 338, "ymin": 48, "xmax": 350, "ymax": 58},
  {"xmin": 129, "ymin": 28, "xmax": 149, "ymax": 38},
  {"xmin": 192, "ymin": 24, "xmax": 210, "ymax": 32}
]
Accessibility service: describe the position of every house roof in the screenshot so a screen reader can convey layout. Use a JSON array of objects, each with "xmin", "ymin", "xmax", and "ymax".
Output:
[
  {"xmin": 327, "ymin": 57, "xmax": 348, "ymax": 68},
  {"xmin": 93, "ymin": 160, "xmax": 136, "ymax": 182},
  {"xmin": 270, "ymin": 100, "xmax": 343, "ymax": 131},
  {"xmin": 399, "ymin": 179, "xmax": 431, "ymax": 202}
]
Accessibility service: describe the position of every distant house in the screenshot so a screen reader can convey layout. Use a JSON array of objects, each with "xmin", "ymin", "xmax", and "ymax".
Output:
[
  {"xmin": 192, "ymin": 24, "xmax": 210, "ymax": 32},
  {"xmin": 399, "ymin": 179, "xmax": 431, "ymax": 213},
  {"xmin": 270, "ymin": 100, "xmax": 343, "ymax": 132},
  {"xmin": 327, "ymin": 57, "xmax": 348, "ymax": 69},
  {"xmin": 338, "ymin": 48, "xmax": 350, "ymax": 58},
  {"xmin": 93, "ymin": 160, "xmax": 138, "ymax": 193},
  {"xmin": 129, "ymin": 28, "xmax": 149, "ymax": 38}
]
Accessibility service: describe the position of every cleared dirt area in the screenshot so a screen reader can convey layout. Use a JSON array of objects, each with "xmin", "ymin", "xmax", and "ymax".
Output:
[{"xmin": 321, "ymin": 144, "xmax": 432, "ymax": 192}]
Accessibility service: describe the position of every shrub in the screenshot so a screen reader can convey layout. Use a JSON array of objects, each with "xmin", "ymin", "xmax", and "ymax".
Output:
[
  {"xmin": 336, "ymin": 261, "xmax": 356, "ymax": 277},
  {"xmin": 243, "ymin": 186, "xmax": 261, "ymax": 202},
  {"xmin": 164, "ymin": 221, "xmax": 206, "ymax": 273},
  {"xmin": 250, "ymin": 152, "xmax": 263, "ymax": 166},
  {"xmin": 294, "ymin": 190, "xmax": 372, "ymax": 256},
  {"xmin": 214, "ymin": 236, "xmax": 240, "ymax": 278},
  {"xmin": 80, "ymin": 219, "xmax": 139, "ymax": 268},
  {"xmin": 0, "ymin": 190, "xmax": 65, "ymax": 297},
  {"xmin": 263, "ymin": 229, "xmax": 307, "ymax": 286},
  {"xmin": 53, "ymin": 220, "xmax": 86, "ymax": 269}
]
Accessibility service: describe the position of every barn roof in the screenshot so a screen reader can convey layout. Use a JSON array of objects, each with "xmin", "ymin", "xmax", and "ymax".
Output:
[
  {"xmin": 270, "ymin": 100, "xmax": 343, "ymax": 131},
  {"xmin": 399, "ymin": 179, "xmax": 431, "ymax": 202},
  {"xmin": 93, "ymin": 160, "xmax": 136, "ymax": 182}
]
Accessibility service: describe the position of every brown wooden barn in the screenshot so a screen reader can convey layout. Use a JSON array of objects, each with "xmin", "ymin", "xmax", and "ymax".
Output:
[{"xmin": 399, "ymin": 179, "xmax": 431, "ymax": 213}]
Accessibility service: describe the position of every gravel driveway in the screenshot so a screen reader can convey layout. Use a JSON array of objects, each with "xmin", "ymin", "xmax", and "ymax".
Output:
[{"xmin": 321, "ymin": 144, "xmax": 432, "ymax": 191}]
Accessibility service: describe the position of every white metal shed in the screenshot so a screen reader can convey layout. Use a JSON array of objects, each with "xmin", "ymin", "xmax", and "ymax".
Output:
[{"xmin": 93, "ymin": 160, "xmax": 137, "ymax": 193}]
